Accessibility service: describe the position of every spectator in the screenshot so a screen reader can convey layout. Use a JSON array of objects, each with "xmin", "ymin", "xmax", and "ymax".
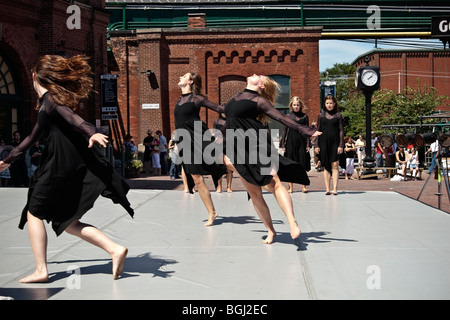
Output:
[
  {"xmin": 143, "ymin": 129, "xmax": 154, "ymax": 174},
  {"xmin": 9, "ymin": 131, "xmax": 29, "ymax": 187},
  {"xmin": 155, "ymin": 130, "xmax": 167, "ymax": 175},
  {"xmin": 425, "ymin": 139, "xmax": 439, "ymax": 174},
  {"xmin": 409, "ymin": 146, "xmax": 419, "ymax": 181},
  {"xmin": 29, "ymin": 140, "xmax": 44, "ymax": 176},
  {"xmin": 344, "ymin": 136, "xmax": 356, "ymax": 180},
  {"xmin": 355, "ymin": 134, "xmax": 366, "ymax": 167},
  {"xmin": 396, "ymin": 146, "xmax": 408, "ymax": 180}
]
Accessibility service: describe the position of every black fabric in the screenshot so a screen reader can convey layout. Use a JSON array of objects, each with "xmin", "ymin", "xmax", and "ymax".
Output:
[
  {"xmin": 174, "ymin": 93, "xmax": 227, "ymax": 193},
  {"xmin": 224, "ymin": 89, "xmax": 317, "ymax": 187},
  {"xmin": 315, "ymin": 110, "xmax": 344, "ymax": 172},
  {"xmin": 6, "ymin": 93, "xmax": 134, "ymax": 236}
]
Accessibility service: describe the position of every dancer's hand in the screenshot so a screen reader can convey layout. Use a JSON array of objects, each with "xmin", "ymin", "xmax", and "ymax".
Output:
[
  {"xmin": 312, "ymin": 131, "xmax": 322, "ymax": 137},
  {"xmin": 0, "ymin": 160, "xmax": 10, "ymax": 173},
  {"xmin": 89, "ymin": 133, "xmax": 109, "ymax": 148},
  {"xmin": 337, "ymin": 147, "xmax": 343, "ymax": 154}
]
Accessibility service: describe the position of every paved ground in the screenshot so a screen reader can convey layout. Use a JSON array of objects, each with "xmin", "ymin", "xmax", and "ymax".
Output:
[
  {"xmin": 127, "ymin": 168, "xmax": 450, "ymax": 214},
  {"xmin": 0, "ymin": 167, "xmax": 449, "ymax": 302}
]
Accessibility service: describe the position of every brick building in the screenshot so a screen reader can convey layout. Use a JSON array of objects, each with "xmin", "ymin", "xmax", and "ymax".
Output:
[
  {"xmin": 0, "ymin": 0, "xmax": 109, "ymax": 143},
  {"xmin": 108, "ymin": 17, "xmax": 322, "ymax": 149},
  {"xmin": 352, "ymin": 49, "xmax": 450, "ymax": 112}
]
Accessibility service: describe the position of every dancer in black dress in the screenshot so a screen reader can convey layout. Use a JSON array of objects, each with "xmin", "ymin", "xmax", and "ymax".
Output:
[
  {"xmin": 174, "ymin": 72, "xmax": 227, "ymax": 226},
  {"xmin": 213, "ymin": 113, "xmax": 233, "ymax": 193},
  {"xmin": 281, "ymin": 96, "xmax": 311, "ymax": 193},
  {"xmin": 0, "ymin": 55, "xmax": 133, "ymax": 283},
  {"xmin": 223, "ymin": 74, "xmax": 321, "ymax": 244},
  {"xmin": 314, "ymin": 95, "xmax": 344, "ymax": 195}
]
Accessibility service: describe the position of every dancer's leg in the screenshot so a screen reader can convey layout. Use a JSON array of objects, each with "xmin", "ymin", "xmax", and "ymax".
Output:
[
  {"xmin": 226, "ymin": 170, "xmax": 233, "ymax": 193},
  {"xmin": 191, "ymin": 174, "xmax": 218, "ymax": 226},
  {"xmin": 323, "ymin": 168, "xmax": 331, "ymax": 194},
  {"xmin": 287, "ymin": 182, "xmax": 293, "ymax": 193},
  {"xmin": 265, "ymin": 174, "xmax": 301, "ymax": 240},
  {"xmin": 223, "ymin": 155, "xmax": 276, "ymax": 244},
  {"xmin": 20, "ymin": 211, "xmax": 49, "ymax": 283},
  {"xmin": 65, "ymin": 220, "xmax": 128, "ymax": 280},
  {"xmin": 331, "ymin": 161, "xmax": 339, "ymax": 194}
]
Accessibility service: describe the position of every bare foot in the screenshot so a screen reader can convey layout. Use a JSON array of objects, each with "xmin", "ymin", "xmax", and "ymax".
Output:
[
  {"xmin": 19, "ymin": 270, "xmax": 49, "ymax": 283},
  {"xmin": 287, "ymin": 189, "xmax": 293, "ymax": 193},
  {"xmin": 205, "ymin": 211, "xmax": 218, "ymax": 227},
  {"xmin": 290, "ymin": 221, "xmax": 301, "ymax": 240},
  {"xmin": 227, "ymin": 188, "xmax": 233, "ymax": 193},
  {"xmin": 112, "ymin": 246, "xmax": 128, "ymax": 280},
  {"xmin": 216, "ymin": 187, "xmax": 222, "ymax": 193},
  {"xmin": 262, "ymin": 231, "xmax": 276, "ymax": 244}
]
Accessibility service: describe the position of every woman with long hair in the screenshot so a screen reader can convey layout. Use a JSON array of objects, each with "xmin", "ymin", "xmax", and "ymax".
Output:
[
  {"xmin": 174, "ymin": 72, "xmax": 227, "ymax": 226},
  {"xmin": 314, "ymin": 95, "xmax": 344, "ymax": 195},
  {"xmin": 223, "ymin": 74, "xmax": 321, "ymax": 244},
  {"xmin": 280, "ymin": 96, "xmax": 311, "ymax": 193},
  {"xmin": 0, "ymin": 55, "xmax": 134, "ymax": 283}
]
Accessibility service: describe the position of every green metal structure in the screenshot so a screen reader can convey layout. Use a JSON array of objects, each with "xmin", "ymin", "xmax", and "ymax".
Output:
[{"xmin": 105, "ymin": 0, "xmax": 450, "ymax": 39}]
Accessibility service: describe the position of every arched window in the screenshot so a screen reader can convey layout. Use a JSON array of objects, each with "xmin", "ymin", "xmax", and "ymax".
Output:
[
  {"xmin": 0, "ymin": 52, "xmax": 20, "ymax": 142},
  {"xmin": 0, "ymin": 55, "xmax": 16, "ymax": 94}
]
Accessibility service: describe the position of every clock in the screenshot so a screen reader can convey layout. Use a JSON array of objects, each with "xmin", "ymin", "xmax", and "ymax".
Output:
[
  {"xmin": 355, "ymin": 65, "xmax": 380, "ymax": 91},
  {"xmin": 361, "ymin": 69, "xmax": 379, "ymax": 87}
]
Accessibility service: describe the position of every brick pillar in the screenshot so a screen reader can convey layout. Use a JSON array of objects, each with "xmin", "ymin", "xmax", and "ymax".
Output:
[{"xmin": 188, "ymin": 13, "xmax": 206, "ymax": 28}]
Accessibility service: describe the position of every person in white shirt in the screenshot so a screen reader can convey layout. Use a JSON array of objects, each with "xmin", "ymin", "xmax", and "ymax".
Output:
[
  {"xmin": 408, "ymin": 147, "xmax": 419, "ymax": 180},
  {"xmin": 425, "ymin": 140, "xmax": 439, "ymax": 174}
]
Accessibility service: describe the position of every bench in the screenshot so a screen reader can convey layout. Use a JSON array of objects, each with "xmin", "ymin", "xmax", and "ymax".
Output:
[{"xmin": 355, "ymin": 167, "xmax": 423, "ymax": 180}]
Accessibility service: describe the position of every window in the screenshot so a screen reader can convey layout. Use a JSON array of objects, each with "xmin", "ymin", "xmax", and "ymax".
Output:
[{"xmin": 269, "ymin": 74, "xmax": 290, "ymax": 115}]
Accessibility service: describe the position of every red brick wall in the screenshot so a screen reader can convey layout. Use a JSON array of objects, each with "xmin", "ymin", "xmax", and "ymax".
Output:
[
  {"xmin": 109, "ymin": 27, "xmax": 322, "ymax": 147},
  {"xmin": 355, "ymin": 50, "xmax": 450, "ymax": 112},
  {"xmin": 0, "ymin": 0, "xmax": 109, "ymax": 137}
]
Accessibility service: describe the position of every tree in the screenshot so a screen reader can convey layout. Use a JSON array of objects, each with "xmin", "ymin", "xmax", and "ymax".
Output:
[{"xmin": 323, "ymin": 63, "xmax": 450, "ymax": 138}]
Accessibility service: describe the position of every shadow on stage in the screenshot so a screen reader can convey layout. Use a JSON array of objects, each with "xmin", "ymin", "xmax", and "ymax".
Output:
[
  {"xmin": 0, "ymin": 287, "xmax": 64, "ymax": 300},
  {"xmin": 46, "ymin": 252, "xmax": 177, "ymax": 282}
]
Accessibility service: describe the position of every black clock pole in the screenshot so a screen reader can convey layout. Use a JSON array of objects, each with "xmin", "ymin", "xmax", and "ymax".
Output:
[{"xmin": 364, "ymin": 90, "xmax": 374, "ymax": 163}]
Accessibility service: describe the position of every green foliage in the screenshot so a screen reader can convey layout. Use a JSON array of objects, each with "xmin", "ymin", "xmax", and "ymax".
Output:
[{"xmin": 324, "ymin": 63, "xmax": 450, "ymax": 139}]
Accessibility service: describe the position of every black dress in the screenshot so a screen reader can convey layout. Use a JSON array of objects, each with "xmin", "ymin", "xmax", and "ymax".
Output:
[
  {"xmin": 174, "ymin": 93, "xmax": 227, "ymax": 192},
  {"xmin": 224, "ymin": 89, "xmax": 317, "ymax": 187},
  {"xmin": 3, "ymin": 93, "xmax": 134, "ymax": 236},
  {"xmin": 281, "ymin": 111, "xmax": 311, "ymax": 172},
  {"xmin": 315, "ymin": 110, "xmax": 344, "ymax": 172}
]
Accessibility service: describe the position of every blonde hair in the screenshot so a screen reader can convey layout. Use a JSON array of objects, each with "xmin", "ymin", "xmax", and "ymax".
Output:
[
  {"xmin": 258, "ymin": 76, "xmax": 281, "ymax": 125},
  {"xmin": 33, "ymin": 55, "xmax": 93, "ymax": 110},
  {"xmin": 289, "ymin": 96, "xmax": 306, "ymax": 112}
]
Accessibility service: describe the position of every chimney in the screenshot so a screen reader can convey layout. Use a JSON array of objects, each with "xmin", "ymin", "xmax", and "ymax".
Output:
[{"xmin": 188, "ymin": 13, "xmax": 206, "ymax": 28}]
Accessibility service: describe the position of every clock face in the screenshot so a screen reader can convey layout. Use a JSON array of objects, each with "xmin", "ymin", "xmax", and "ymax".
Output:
[{"xmin": 361, "ymin": 69, "xmax": 378, "ymax": 86}]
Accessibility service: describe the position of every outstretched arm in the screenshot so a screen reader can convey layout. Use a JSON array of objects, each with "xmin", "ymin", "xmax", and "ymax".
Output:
[
  {"xmin": 256, "ymin": 97, "xmax": 320, "ymax": 137},
  {"xmin": 2, "ymin": 122, "xmax": 41, "ymax": 165},
  {"xmin": 53, "ymin": 103, "xmax": 108, "ymax": 147},
  {"xmin": 196, "ymin": 95, "xmax": 225, "ymax": 114}
]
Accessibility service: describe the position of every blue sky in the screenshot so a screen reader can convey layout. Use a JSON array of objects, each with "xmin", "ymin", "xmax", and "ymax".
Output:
[{"xmin": 318, "ymin": 38, "xmax": 445, "ymax": 72}]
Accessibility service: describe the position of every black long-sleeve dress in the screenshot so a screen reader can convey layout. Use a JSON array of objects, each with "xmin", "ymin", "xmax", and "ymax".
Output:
[
  {"xmin": 224, "ymin": 89, "xmax": 317, "ymax": 186},
  {"xmin": 174, "ymin": 93, "xmax": 227, "ymax": 192},
  {"xmin": 281, "ymin": 111, "xmax": 311, "ymax": 172},
  {"xmin": 315, "ymin": 109, "xmax": 344, "ymax": 172},
  {"xmin": 3, "ymin": 93, "xmax": 134, "ymax": 236}
]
